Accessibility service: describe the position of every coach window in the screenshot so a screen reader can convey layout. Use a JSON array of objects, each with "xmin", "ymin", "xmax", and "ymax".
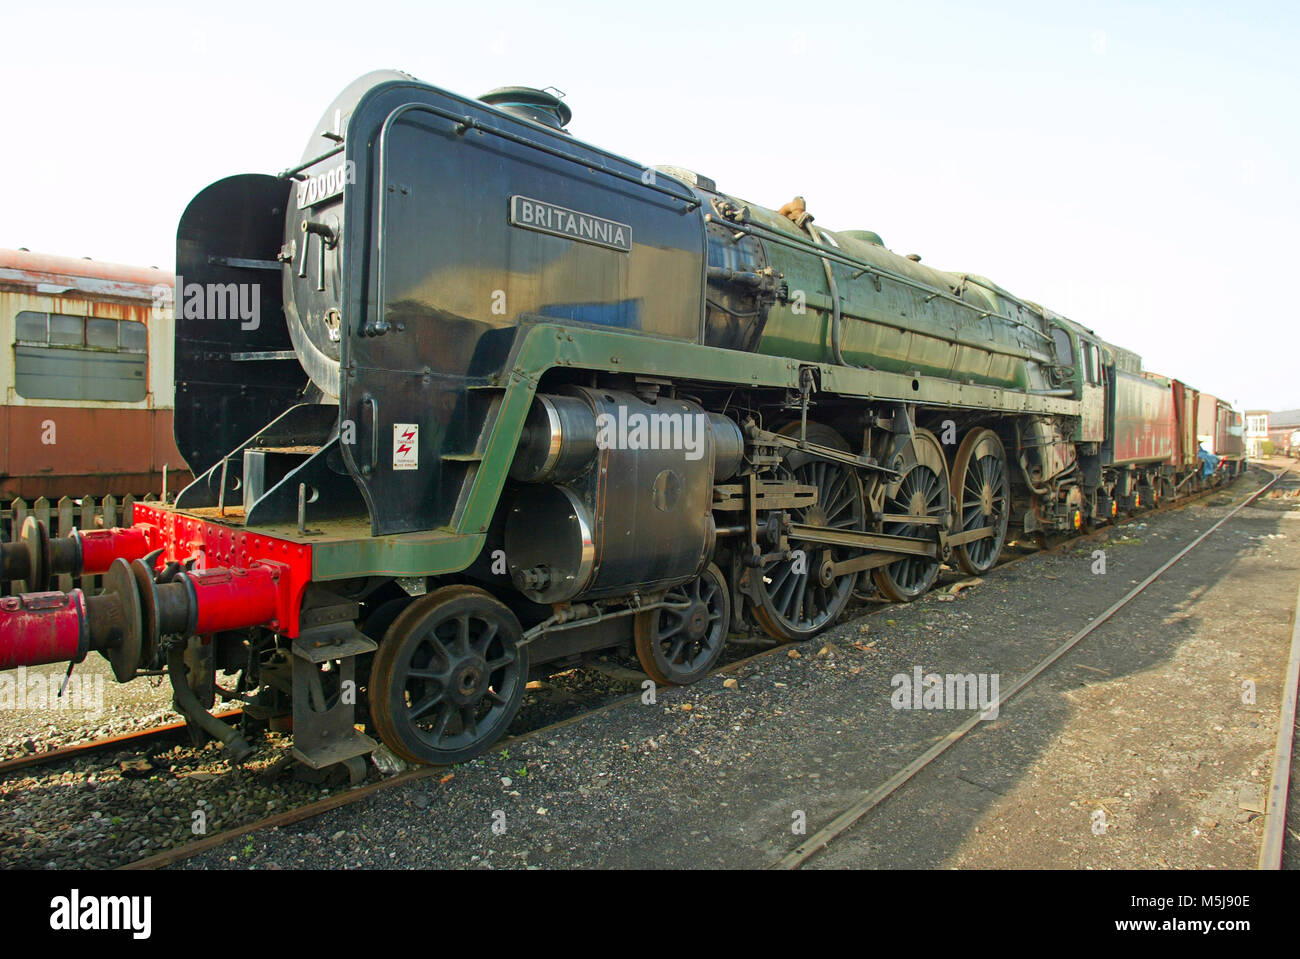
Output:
[
  {"xmin": 49, "ymin": 314, "xmax": 82, "ymax": 346},
  {"xmin": 13, "ymin": 311, "xmax": 148, "ymax": 403},
  {"xmin": 86, "ymin": 317, "xmax": 119, "ymax": 349},
  {"xmin": 15, "ymin": 311, "xmax": 46, "ymax": 342},
  {"xmin": 120, "ymin": 321, "xmax": 147, "ymax": 352}
]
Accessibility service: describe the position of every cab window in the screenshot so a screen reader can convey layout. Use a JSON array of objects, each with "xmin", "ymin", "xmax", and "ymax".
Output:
[
  {"xmin": 1051, "ymin": 328, "xmax": 1074, "ymax": 366},
  {"xmin": 1083, "ymin": 342, "xmax": 1103, "ymax": 385}
]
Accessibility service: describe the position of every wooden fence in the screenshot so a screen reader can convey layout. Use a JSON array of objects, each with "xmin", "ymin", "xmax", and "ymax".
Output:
[{"xmin": 1, "ymin": 494, "xmax": 163, "ymax": 596}]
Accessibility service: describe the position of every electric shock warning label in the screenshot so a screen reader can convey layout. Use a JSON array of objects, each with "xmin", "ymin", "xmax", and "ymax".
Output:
[{"xmin": 393, "ymin": 423, "xmax": 418, "ymax": 470}]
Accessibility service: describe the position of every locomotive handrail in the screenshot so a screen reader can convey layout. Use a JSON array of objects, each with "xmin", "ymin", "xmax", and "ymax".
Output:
[
  {"xmin": 960, "ymin": 273, "xmax": 1051, "ymax": 326},
  {"xmin": 280, "ymin": 143, "xmax": 346, "ymax": 181},
  {"xmin": 705, "ymin": 213, "xmax": 1054, "ymax": 346},
  {"xmin": 793, "ymin": 289, "xmax": 1043, "ymax": 363},
  {"xmin": 806, "ymin": 222, "xmax": 851, "ymax": 368},
  {"xmin": 371, "ymin": 100, "xmax": 701, "ymax": 336}
]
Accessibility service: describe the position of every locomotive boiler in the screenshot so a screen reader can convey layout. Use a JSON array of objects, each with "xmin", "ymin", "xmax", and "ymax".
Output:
[{"xmin": 0, "ymin": 70, "xmax": 1242, "ymax": 775}]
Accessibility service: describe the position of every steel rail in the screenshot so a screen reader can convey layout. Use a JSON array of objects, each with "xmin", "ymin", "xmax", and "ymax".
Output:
[
  {"xmin": 773, "ymin": 467, "xmax": 1285, "ymax": 869},
  {"xmin": 0, "ymin": 711, "xmax": 242, "ymax": 778}
]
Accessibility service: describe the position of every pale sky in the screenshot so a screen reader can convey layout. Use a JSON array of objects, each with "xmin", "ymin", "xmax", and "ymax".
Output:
[{"xmin": 3, "ymin": 0, "xmax": 1296, "ymax": 410}]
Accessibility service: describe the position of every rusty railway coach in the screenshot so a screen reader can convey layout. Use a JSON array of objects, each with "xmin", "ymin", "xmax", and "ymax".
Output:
[
  {"xmin": 0, "ymin": 249, "xmax": 191, "ymax": 499},
  {"xmin": 0, "ymin": 72, "xmax": 1248, "ymax": 776},
  {"xmin": 1197, "ymin": 392, "xmax": 1247, "ymax": 475}
]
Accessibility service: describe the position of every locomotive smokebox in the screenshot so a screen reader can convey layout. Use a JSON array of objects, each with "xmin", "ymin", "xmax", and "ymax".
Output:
[{"xmin": 505, "ymin": 388, "xmax": 743, "ymax": 604}]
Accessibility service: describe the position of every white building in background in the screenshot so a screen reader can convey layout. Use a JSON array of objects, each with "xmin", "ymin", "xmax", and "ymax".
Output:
[{"xmin": 1244, "ymin": 411, "xmax": 1270, "ymax": 458}]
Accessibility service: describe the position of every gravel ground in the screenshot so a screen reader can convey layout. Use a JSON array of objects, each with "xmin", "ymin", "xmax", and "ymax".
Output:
[
  {"xmin": 0, "ymin": 514, "xmax": 1002, "ymax": 870},
  {"xmin": 0, "ymin": 656, "xmax": 179, "ymax": 758},
  {"xmin": 169, "ymin": 467, "xmax": 1296, "ymax": 870},
  {"xmin": 0, "ymin": 658, "xmax": 645, "ymax": 869}
]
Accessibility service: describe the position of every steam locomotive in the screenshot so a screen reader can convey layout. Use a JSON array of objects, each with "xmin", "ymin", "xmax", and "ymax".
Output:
[{"xmin": 0, "ymin": 71, "xmax": 1245, "ymax": 777}]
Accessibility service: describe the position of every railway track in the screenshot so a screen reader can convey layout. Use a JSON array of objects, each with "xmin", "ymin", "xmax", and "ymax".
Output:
[
  {"xmin": 0, "ymin": 467, "xmax": 1271, "ymax": 870},
  {"xmin": 0, "ymin": 711, "xmax": 241, "ymax": 779},
  {"xmin": 773, "ymin": 465, "xmax": 1293, "ymax": 869}
]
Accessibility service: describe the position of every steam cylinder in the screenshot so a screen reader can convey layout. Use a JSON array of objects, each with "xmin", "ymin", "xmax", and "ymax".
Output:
[{"xmin": 505, "ymin": 388, "xmax": 743, "ymax": 604}]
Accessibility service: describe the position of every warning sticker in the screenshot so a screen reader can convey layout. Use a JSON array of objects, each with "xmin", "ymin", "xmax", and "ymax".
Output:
[{"xmin": 393, "ymin": 423, "xmax": 419, "ymax": 470}]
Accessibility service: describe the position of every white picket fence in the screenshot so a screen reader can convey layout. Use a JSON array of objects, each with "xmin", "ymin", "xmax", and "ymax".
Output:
[{"xmin": 1, "ymin": 493, "xmax": 162, "ymax": 595}]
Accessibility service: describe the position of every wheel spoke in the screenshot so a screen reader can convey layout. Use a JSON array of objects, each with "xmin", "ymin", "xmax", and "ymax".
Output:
[
  {"xmin": 792, "ymin": 573, "xmax": 809, "ymax": 625},
  {"xmin": 637, "ymin": 563, "xmax": 730, "ymax": 683},
  {"xmin": 472, "ymin": 622, "xmax": 498, "ymax": 653},
  {"xmin": 460, "ymin": 706, "xmax": 478, "ymax": 738},
  {"xmin": 659, "ymin": 616, "xmax": 686, "ymax": 638},
  {"xmin": 432, "ymin": 701, "xmax": 455, "ymax": 739},
  {"xmin": 767, "ymin": 561, "xmax": 795, "ymax": 593},
  {"xmin": 874, "ymin": 432, "xmax": 951, "ymax": 601},
  {"xmin": 408, "ymin": 691, "xmax": 442, "ymax": 722},
  {"xmin": 823, "ymin": 473, "xmax": 852, "ymax": 519},
  {"xmin": 750, "ymin": 427, "xmax": 865, "ymax": 639},
  {"xmin": 775, "ymin": 566, "xmax": 802, "ymax": 616},
  {"xmin": 949, "ymin": 435, "xmax": 1009, "ymax": 577}
]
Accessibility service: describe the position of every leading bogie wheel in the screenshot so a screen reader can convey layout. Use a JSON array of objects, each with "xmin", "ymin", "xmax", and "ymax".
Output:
[
  {"xmin": 369, "ymin": 585, "xmax": 527, "ymax": 765},
  {"xmin": 634, "ymin": 562, "xmax": 731, "ymax": 685}
]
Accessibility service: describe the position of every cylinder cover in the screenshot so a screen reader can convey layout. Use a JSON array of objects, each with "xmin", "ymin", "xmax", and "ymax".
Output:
[{"xmin": 504, "ymin": 388, "xmax": 739, "ymax": 604}]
